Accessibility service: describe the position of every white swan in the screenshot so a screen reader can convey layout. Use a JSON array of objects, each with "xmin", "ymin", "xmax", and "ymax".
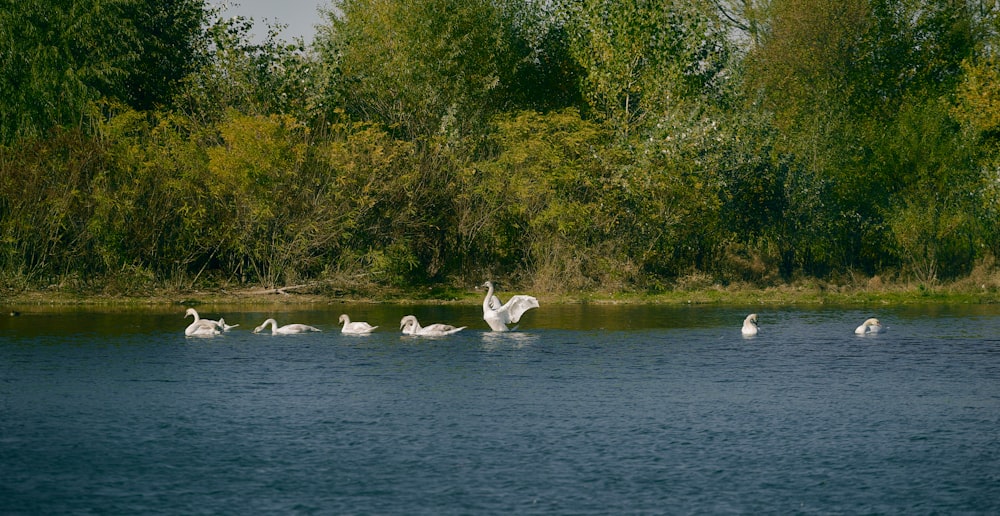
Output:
[
  {"xmin": 400, "ymin": 315, "xmax": 466, "ymax": 336},
  {"xmin": 855, "ymin": 317, "xmax": 884, "ymax": 335},
  {"xmin": 742, "ymin": 313, "xmax": 759, "ymax": 336},
  {"xmin": 339, "ymin": 314, "xmax": 377, "ymax": 334},
  {"xmin": 217, "ymin": 318, "xmax": 239, "ymax": 331},
  {"xmin": 184, "ymin": 308, "xmax": 223, "ymax": 336},
  {"xmin": 481, "ymin": 280, "xmax": 539, "ymax": 332},
  {"xmin": 253, "ymin": 318, "xmax": 321, "ymax": 335}
]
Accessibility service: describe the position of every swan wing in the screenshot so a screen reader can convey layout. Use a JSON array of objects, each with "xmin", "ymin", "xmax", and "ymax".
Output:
[
  {"xmin": 279, "ymin": 324, "xmax": 321, "ymax": 334},
  {"xmin": 187, "ymin": 319, "xmax": 223, "ymax": 335},
  {"xmin": 421, "ymin": 325, "xmax": 466, "ymax": 336},
  {"xmin": 344, "ymin": 322, "xmax": 377, "ymax": 334},
  {"xmin": 500, "ymin": 295, "xmax": 539, "ymax": 324},
  {"xmin": 186, "ymin": 322, "xmax": 221, "ymax": 336},
  {"xmin": 422, "ymin": 323, "xmax": 460, "ymax": 332}
]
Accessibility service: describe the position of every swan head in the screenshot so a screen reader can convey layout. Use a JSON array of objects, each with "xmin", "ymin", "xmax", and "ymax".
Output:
[
  {"xmin": 746, "ymin": 313, "xmax": 758, "ymax": 324},
  {"xmin": 339, "ymin": 314, "xmax": 349, "ymax": 324},
  {"xmin": 855, "ymin": 317, "xmax": 884, "ymax": 334},
  {"xmin": 859, "ymin": 317, "xmax": 881, "ymax": 329},
  {"xmin": 185, "ymin": 308, "xmax": 197, "ymax": 319},
  {"xmin": 400, "ymin": 315, "xmax": 417, "ymax": 330},
  {"xmin": 253, "ymin": 319, "xmax": 274, "ymax": 333}
]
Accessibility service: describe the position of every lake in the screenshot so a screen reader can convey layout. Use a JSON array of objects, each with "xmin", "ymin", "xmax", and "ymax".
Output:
[{"xmin": 2, "ymin": 303, "xmax": 999, "ymax": 514}]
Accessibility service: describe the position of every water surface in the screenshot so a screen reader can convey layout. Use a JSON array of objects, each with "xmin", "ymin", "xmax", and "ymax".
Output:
[{"xmin": 2, "ymin": 304, "xmax": 999, "ymax": 513}]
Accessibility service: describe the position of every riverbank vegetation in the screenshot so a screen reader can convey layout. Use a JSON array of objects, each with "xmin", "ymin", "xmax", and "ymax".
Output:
[{"xmin": 2, "ymin": 0, "xmax": 1000, "ymax": 302}]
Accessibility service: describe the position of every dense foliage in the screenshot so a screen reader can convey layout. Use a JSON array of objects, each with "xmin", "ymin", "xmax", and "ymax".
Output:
[{"xmin": 2, "ymin": 0, "xmax": 999, "ymax": 294}]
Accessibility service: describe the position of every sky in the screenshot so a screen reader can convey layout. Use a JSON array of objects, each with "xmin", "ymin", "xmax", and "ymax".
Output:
[{"xmin": 213, "ymin": 0, "xmax": 331, "ymax": 44}]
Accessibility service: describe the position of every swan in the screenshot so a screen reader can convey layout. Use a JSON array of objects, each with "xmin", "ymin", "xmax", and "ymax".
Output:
[
  {"xmin": 400, "ymin": 315, "xmax": 466, "ymax": 336},
  {"xmin": 855, "ymin": 317, "xmax": 884, "ymax": 335},
  {"xmin": 481, "ymin": 280, "xmax": 539, "ymax": 332},
  {"xmin": 339, "ymin": 314, "xmax": 378, "ymax": 334},
  {"xmin": 253, "ymin": 318, "xmax": 321, "ymax": 335},
  {"xmin": 184, "ymin": 308, "xmax": 223, "ymax": 336},
  {"xmin": 742, "ymin": 313, "xmax": 759, "ymax": 336},
  {"xmin": 217, "ymin": 318, "xmax": 239, "ymax": 331}
]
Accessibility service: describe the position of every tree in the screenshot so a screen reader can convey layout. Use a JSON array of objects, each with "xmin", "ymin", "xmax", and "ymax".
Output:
[
  {"xmin": 494, "ymin": 0, "xmax": 587, "ymax": 112},
  {"xmin": 175, "ymin": 14, "xmax": 316, "ymax": 124},
  {"xmin": 711, "ymin": 0, "xmax": 774, "ymax": 49},
  {"xmin": 560, "ymin": 0, "xmax": 728, "ymax": 140},
  {"xmin": 317, "ymin": 0, "xmax": 518, "ymax": 140},
  {"xmin": 123, "ymin": 0, "xmax": 207, "ymax": 111},
  {"xmin": 742, "ymin": 0, "xmax": 982, "ymax": 275},
  {"xmin": 0, "ymin": 0, "xmax": 140, "ymax": 142},
  {"xmin": 0, "ymin": 0, "xmax": 210, "ymax": 142}
]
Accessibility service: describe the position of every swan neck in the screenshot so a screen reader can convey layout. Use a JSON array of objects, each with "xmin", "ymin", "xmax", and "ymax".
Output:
[{"xmin": 483, "ymin": 283, "xmax": 494, "ymax": 309}]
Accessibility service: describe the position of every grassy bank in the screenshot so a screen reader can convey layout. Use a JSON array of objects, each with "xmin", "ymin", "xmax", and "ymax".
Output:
[{"xmin": 3, "ymin": 275, "xmax": 999, "ymax": 311}]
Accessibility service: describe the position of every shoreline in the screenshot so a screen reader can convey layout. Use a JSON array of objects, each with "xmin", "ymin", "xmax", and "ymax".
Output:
[{"xmin": 3, "ymin": 281, "xmax": 999, "ymax": 311}]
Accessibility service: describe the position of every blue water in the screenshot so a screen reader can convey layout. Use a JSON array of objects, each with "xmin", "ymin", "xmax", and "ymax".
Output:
[{"xmin": 2, "ymin": 305, "xmax": 999, "ymax": 514}]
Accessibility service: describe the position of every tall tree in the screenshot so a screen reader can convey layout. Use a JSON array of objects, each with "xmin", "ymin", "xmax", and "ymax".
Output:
[
  {"xmin": 560, "ymin": 0, "xmax": 727, "ymax": 140},
  {"xmin": 0, "ymin": 0, "xmax": 140, "ymax": 142},
  {"xmin": 0, "ymin": 0, "xmax": 208, "ymax": 142},
  {"xmin": 123, "ymin": 0, "xmax": 207, "ymax": 111},
  {"xmin": 317, "ymin": 0, "xmax": 519, "ymax": 140},
  {"xmin": 176, "ymin": 14, "xmax": 315, "ymax": 123},
  {"xmin": 742, "ymin": 0, "xmax": 981, "ymax": 275}
]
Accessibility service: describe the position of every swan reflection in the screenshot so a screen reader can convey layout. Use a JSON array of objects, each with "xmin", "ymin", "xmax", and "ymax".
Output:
[{"xmin": 480, "ymin": 330, "xmax": 539, "ymax": 349}]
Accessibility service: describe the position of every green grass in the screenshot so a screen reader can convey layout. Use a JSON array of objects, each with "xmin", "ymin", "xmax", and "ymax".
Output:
[{"xmin": 4, "ymin": 276, "xmax": 998, "ymax": 310}]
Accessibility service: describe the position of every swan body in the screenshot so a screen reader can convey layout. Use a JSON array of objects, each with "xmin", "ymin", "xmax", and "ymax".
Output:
[
  {"xmin": 184, "ymin": 308, "xmax": 223, "ymax": 336},
  {"xmin": 742, "ymin": 313, "xmax": 759, "ymax": 336},
  {"xmin": 400, "ymin": 315, "xmax": 465, "ymax": 336},
  {"xmin": 855, "ymin": 317, "xmax": 884, "ymax": 335},
  {"xmin": 253, "ymin": 318, "xmax": 321, "ymax": 335},
  {"xmin": 481, "ymin": 281, "xmax": 539, "ymax": 332},
  {"xmin": 339, "ymin": 314, "xmax": 377, "ymax": 334}
]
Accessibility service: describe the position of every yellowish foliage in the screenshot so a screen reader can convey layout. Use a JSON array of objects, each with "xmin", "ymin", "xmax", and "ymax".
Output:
[
  {"xmin": 207, "ymin": 111, "xmax": 308, "ymax": 191},
  {"xmin": 954, "ymin": 57, "xmax": 1000, "ymax": 135}
]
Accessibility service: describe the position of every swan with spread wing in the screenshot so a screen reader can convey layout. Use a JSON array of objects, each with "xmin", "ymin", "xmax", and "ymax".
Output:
[{"xmin": 481, "ymin": 281, "xmax": 539, "ymax": 332}]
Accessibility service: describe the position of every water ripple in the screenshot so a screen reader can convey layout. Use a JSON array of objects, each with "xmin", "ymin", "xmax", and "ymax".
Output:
[{"xmin": 1, "ymin": 306, "xmax": 999, "ymax": 513}]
